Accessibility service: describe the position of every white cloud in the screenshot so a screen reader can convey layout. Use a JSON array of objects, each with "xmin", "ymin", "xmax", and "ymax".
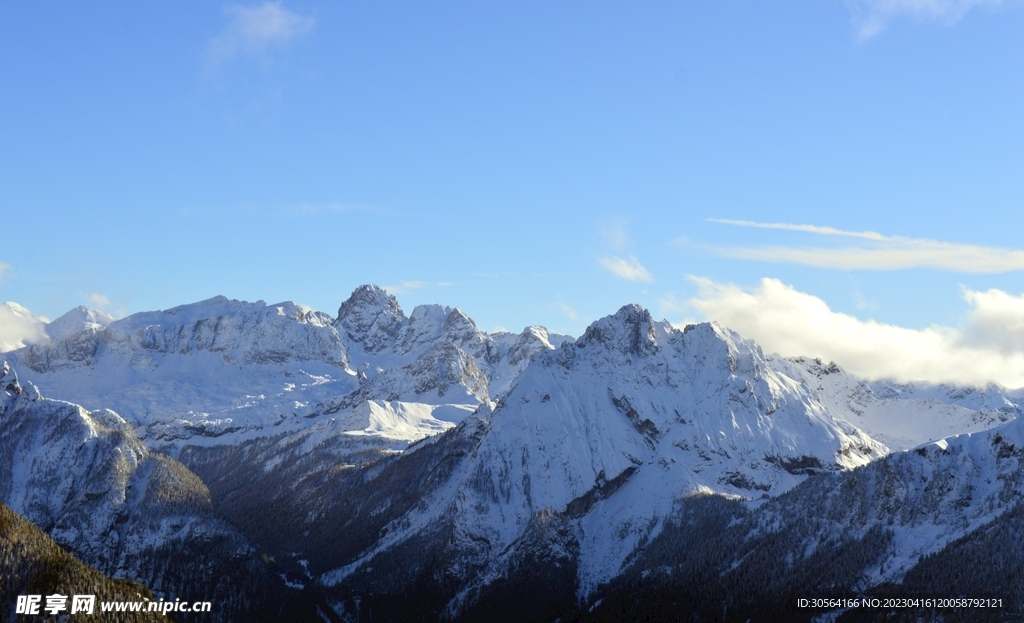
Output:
[
  {"xmin": 707, "ymin": 218, "xmax": 887, "ymax": 241},
  {"xmin": 961, "ymin": 288, "xmax": 1024, "ymax": 355},
  {"xmin": 853, "ymin": 288, "xmax": 880, "ymax": 311},
  {"xmin": 599, "ymin": 255, "xmax": 654, "ymax": 282},
  {"xmin": 381, "ymin": 281, "xmax": 429, "ymax": 295},
  {"xmin": 847, "ymin": 0, "xmax": 1007, "ymax": 39},
  {"xmin": 0, "ymin": 302, "xmax": 48, "ymax": 353},
  {"xmin": 84, "ymin": 293, "xmax": 128, "ymax": 319},
  {"xmin": 557, "ymin": 302, "xmax": 579, "ymax": 321},
  {"xmin": 657, "ymin": 295, "xmax": 700, "ymax": 327},
  {"xmin": 600, "ymin": 219, "xmax": 632, "ymax": 250},
  {"xmin": 0, "ymin": 263, "xmax": 9, "ymax": 283},
  {"xmin": 206, "ymin": 2, "xmax": 314, "ymax": 67},
  {"xmin": 688, "ymin": 276, "xmax": 1024, "ymax": 388},
  {"xmin": 707, "ymin": 219, "xmax": 1024, "ymax": 273},
  {"xmin": 89, "ymin": 293, "xmax": 111, "ymax": 309}
]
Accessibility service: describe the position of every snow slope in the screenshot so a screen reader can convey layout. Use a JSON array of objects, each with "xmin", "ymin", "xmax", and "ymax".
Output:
[
  {"xmin": 786, "ymin": 416, "xmax": 1024, "ymax": 585},
  {"xmin": 0, "ymin": 361, "xmax": 246, "ymax": 577},
  {"xmin": 322, "ymin": 306, "xmax": 889, "ymax": 608}
]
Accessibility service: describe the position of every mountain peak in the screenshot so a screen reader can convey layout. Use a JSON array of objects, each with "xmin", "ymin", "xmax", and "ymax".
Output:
[
  {"xmin": 46, "ymin": 306, "xmax": 114, "ymax": 342},
  {"xmin": 336, "ymin": 285, "xmax": 406, "ymax": 353},
  {"xmin": 577, "ymin": 304, "xmax": 657, "ymax": 356}
]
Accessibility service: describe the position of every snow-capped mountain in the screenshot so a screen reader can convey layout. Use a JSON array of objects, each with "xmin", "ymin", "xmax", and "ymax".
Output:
[
  {"xmin": 7, "ymin": 296, "xmax": 355, "ymax": 448},
  {"xmin": 306, "ymin": 306, "xmax": 889, "ymax": 616},
  {"xmin": 762, "ymin": 415, "xmax": 1024, "ymax": 585},
  {"xmin": 6, "ymin": 286, "xmax": 569, "ymax": 453},
  {"xmin": 778, "ymin": 356, "xmax": 1022, "ymax": 450},
  {"xmin": 6, "ymin": 287, "xmax": 1024, "ymax": 622},
  {"xmin": 0, "ymin": 302, "xmax": 115, "ymax": 353},
  {"xmin": 0, "ymin": 361, "xmax": 248, "ymax": 568},
  {"xmin": 0, "ymin": 361, "xmax": 310, "ymax": 621},
  {"xmin": 580, "ymin": 413, "xmax": 1024, "ymax": 622},
  {"xmin": 45, "ymin": 305, "xmax": 116, "ymax": 342}
]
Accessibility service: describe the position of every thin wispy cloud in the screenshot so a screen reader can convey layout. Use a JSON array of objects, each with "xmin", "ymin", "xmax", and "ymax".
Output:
[
  {"xmin": 600, "ymin": 218, "xmax": 632, "ymax": 250},
  {"xmin": 86, "ymin": 293, "xmax": 128, "ymax": 318},
  {"xmin": 707, "ymin": 218, "xmax": 887, "ymax": 241},
  {"xmin": 707, "ymin": 219, "xmax": 1024, "ymax": 273},
  {"xmin": 88, "ymin": 293, "xmax": 111, "ymax": 309},
  {"xmin": 599, "ymin": 255, "xmax": 654, "ymax": 282},
  {"xmin": 474, "ymin": 272, "xmax": 516, "ymax": 279},
  {"xmin": 382, "ymin": 281, "xmax": 430, "ymax": 295},
  {"xmin": 689, "ymin": 276, "xmax": 1024, "ymax": 388},
  {"xmin": 0, "ymin": 263, "xmax": 9, "ymax": 284},
  {"xmin": 847, "ymin": 0, "xmax": 1008, "ymax": 39},
  {"xmin": 556, "ymin": 302, "xmax": 579, "ymax": 321},
  {"xmin": 290, "ymin": 203, "xmax": 383, "ymax": 217},
  {"xmin": 657, "ymin": 295, "xmax": 700, "ymax": 327},
  {"xmin": 205, "ymin": 2, "xmax": 314, "ymax": 68}
]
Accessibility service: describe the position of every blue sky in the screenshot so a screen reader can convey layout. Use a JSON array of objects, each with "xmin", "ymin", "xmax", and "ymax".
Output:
[{"xmin": 3, "ymin": 1, "xmax": 1024, "ymax": 384}]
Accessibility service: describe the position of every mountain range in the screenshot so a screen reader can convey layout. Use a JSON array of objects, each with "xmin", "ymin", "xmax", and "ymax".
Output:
[{"xmin": 2, "ymin": 285, "xmax": 1023, "ymax": 622}]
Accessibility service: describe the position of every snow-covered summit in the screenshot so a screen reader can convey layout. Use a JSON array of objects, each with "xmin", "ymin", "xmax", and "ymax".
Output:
[
  {"xmin": 5, "ymin": 296, "xmax": 356, "ymax": 443},
  {"xmin": 747, "ymin": 411, "xmax": 1024, "ymax": 591},
  {"xmin": 17, "ymin": 295, "xmax": 347, "ymax": 374},
  {"xmin": 573, "ymin": 303, "xmax": 659, "ymax": 356},
  {"xmin": 45, "ymin": 306, "xmax": 114, "ymax": 342},
  {"xmin": 336, "ymin": 285, "xmax": 405, "ymax": 355}
]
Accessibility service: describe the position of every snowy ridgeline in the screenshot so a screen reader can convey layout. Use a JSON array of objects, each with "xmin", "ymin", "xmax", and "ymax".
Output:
[
  {"xmin": 4, "ymin": 285, "xmax": 1018, "ymax": 456},
  {"xmin": 316, "ymin": 305, "xmax": 1024, "ymax": 608},
  {"xmin": 3, "ymin": 286, "xmax": 571, "ymax": 451},
  {"xmin": 3, "ymin": 285, "xmax": 1024, "ymax": 620}
]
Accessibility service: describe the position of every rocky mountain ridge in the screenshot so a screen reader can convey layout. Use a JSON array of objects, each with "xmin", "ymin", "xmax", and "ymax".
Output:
[
  {"xmin": 4, "ymin": 286, "xmax": 570, "ymax": 453},
  {"xmin": 3, "ymin": 286, "xmax": 1024, "ymax": 621}
]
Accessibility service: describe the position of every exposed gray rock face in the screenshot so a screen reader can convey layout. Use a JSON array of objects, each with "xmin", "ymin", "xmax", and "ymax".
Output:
[{"xmin": 336, "ymin": 285, "xmax": 405, "ymax": 355}]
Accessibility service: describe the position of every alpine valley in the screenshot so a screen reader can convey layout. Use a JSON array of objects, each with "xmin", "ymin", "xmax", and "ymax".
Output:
[{"xmin": 3, "ymin": 285, "xmax": 1023, "ymax": 622}]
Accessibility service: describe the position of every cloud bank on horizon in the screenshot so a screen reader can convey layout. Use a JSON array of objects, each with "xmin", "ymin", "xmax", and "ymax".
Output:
[
  {"xmin": 0, "ymin": 302, "xmax": 48, "ymax": 353},
  {"xmin": 689, "ymin": 276, "xmax": 1024, "ymax": 389}
]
